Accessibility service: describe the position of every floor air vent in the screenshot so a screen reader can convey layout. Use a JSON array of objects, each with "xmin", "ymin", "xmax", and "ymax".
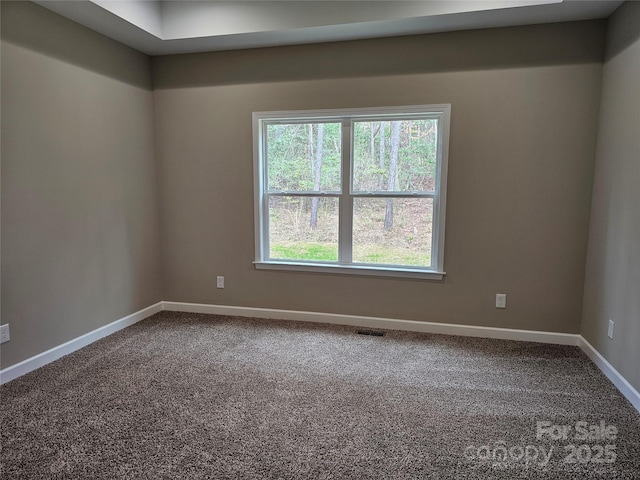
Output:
[{"xmin": 356, "ymin": 330, "xmax": 385, "ymax": 337}]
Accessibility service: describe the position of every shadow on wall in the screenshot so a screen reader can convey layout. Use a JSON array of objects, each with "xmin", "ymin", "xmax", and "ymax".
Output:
[
  {"xmin": 2, "ymin": 1, "xmax": 608, "ymax": 92},
  {"xmin": 151, "ymin": 20, "xmax": 606, "ymax": 89},
  {"xmin": 1, "ymin": 1, "xmax": 151, "ymax": 90},
  {"xmin": 605, "ymin": 1, "xmax": 640, "ymax": 60}
]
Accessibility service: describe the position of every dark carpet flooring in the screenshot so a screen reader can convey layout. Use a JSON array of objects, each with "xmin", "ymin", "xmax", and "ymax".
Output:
[{"xmin": 1, "ymin": 311, "xmax": 639, "ymax": 479}]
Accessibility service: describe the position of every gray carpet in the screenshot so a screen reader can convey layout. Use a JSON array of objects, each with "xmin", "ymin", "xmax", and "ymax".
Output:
[{"xmin": 1, "ymin": 311, "xmax": 639, "ymax": 479}]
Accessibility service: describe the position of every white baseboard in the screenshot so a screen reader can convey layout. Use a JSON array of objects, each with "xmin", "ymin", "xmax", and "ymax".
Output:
[
  {"xmin": 0, "ymin": 302, "xmax": 162, "ymax": 385},
  {"xmin": 578, "ymin": 336, "xmax": 640, "ymax": 413},
  {"xmin": 165, "ymin": 302, "xmax": 640, "ymax": 413},
  {"xmin": 162, "ymin": 301, "xmax": 580, "ymax": 346},
  {"xmin": 3, "ymin": 300, "xmax": 638, "ymax": 415}
]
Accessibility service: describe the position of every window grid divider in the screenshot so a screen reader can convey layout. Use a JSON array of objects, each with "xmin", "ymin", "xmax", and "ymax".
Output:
[{"xmin": 339, "ymin": 120, "xmax": 353, "ymax": 265}]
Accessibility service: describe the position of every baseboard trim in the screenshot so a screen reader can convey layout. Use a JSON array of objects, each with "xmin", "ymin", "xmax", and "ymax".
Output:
[
  {"xmin": 162, "ymin": 301, "xmax": 580, "ymax": 346},
  {"xmin": 3, "ymin": 300, "xmax": 638, "ymax": 415},
  {"xmin": 0, "ymin": 302, "xmax": 163, "ymax": 385},
  {"xmin": 166, "ymin": 302, "xmax": 639, "ymax": 413},
  {"xmin": 578, "ymin": 336, "xmax": 640, "ymax": 413}
]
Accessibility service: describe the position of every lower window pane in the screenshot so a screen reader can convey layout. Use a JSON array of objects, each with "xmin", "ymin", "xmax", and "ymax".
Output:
[
  {"xmin": 353, "ymin": 198, "xmax": 433, "ymax": 267},
  {"xmin": 269, "ymin": 196, "xmax": 339, "ymax": 262}
]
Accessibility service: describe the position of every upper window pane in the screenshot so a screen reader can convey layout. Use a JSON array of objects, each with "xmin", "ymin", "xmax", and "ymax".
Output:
[
  {"xmin": 352, "ymin": 119, "xmax": 438, "ymax": 193},
  {"xmin": 266, "ymin": 122, "xmax": 342, "ymax": 192}
]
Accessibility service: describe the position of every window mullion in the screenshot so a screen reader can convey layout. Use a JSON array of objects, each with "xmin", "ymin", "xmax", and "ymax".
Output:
[
  {"xmin": 261, "ymin": 129, "xmax": 270, "ymax": 261},
  {"xmin": 350, "ymin": 192, "xmax": 437, "ymax": 199},
  {"xmin": 338, "ymin": 120, "xmax": 353, "ymax": 264}
]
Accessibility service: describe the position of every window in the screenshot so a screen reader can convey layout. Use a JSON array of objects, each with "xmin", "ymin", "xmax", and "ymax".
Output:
[{"xmin": 253, "ymin": 105, "xmax": 450, "ymax": 279}]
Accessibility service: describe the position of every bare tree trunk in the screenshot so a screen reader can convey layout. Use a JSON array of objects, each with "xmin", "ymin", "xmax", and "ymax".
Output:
[
  {"xmin": 274, "ymin": 124, "xmax": 285, "ymax": 141},
  {"xmin": 308, "ymin": 124, "xmax": 314, "ymax": 173},
  {"xmin": 370, "ymin": 123, "xmax": 377, "ymax": 161},
  {"xmin": 384, "ymin": 121, "xmax": 401, "ymax": 230},
  {"xmin": 310, "ymin": 124, "xmax": 324, "ymax": 229},
  {"xmin": 378, "ymin": 123, "xmax": 385, "ymax": 190}
]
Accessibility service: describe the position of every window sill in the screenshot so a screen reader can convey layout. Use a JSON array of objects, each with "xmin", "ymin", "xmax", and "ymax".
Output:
[{"xmin": 254, "ymin": 261, "xmax": 445, "ymax": 280}]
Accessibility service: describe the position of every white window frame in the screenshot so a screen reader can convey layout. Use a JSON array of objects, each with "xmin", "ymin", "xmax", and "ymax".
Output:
[{"xmin": 252, "ymin": 104, "xmax": 450, "ymax": 280}]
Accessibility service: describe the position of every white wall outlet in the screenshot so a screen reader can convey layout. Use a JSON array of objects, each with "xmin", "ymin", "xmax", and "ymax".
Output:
[
  {"xmin": 216, "ymin": 276, "xmax": 225, "ymax": 289},
  {"xmin": 608, "ymin": 319, "xmax": 614, "ymax": 339},
  {"xmin": 496, "ymin": 293, "xmax": 507, "ymax": 309},
  {"xmin": 0, "ymin": 324, "xmax": 10, "ymax": 344}
]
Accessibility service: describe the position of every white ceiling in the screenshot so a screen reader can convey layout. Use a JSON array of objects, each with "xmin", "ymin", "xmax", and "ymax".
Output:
[{"xmin": 34, "ymin": 0, "xmax": 623, "ymax": 56}]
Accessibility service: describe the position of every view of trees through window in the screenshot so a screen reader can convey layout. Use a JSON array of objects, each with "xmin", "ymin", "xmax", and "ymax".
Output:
[{"xmin": 265, "ymin": 118, "xmax": 438, "ymax": 267}]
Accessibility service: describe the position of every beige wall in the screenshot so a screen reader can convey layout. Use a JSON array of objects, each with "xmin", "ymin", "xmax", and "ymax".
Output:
[
  {"xmin": 153, "ymin": 21, "xmax": 604, "ymax": 333},
  {"xmin": 5, "ymin": 2, "xmax": 632, "ymax": 382},
  {"xmin": 582, "ymin": 1, "xmax": 640, "ymax": 393},
  {"xmin": 1, "ymin": 2, "xmax": 162, "ymax": 368}
]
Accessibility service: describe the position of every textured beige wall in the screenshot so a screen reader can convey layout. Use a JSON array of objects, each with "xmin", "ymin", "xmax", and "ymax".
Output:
[
  {"xmin": 1, "ymin": 2, "xmax": 162, "ymax": 368},
  {"xmin": 582, "ymin": 1, "xmax": 640, "ymax": 393},
  {"xmin": 0, "ymin": 3, "xmax": 620, "ymax": 375},
  {"xmin": 153, "ymin": 21, "xmax": 604, "ymax": 333}
]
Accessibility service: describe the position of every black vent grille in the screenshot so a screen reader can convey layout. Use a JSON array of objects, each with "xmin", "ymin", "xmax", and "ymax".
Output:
[{"xmin": 356, "ymin": 330, "xmax": 385, "ymax": 337}]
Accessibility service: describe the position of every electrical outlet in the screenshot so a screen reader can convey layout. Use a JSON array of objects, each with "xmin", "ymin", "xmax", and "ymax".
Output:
[
  {"xmin": 0, "ymin": 324, "xmax": 10, "ymax": 344},
  {"xmin": 216, "ymin": 276, "xmax": 224, "ymax": 289},
  {"xmin": 608, "ymin": 319, "xmax": 614, "ymax": 339},
  {"xmin": 496, "ymin": 293, "xmax": 507, "ymax": 309}
]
